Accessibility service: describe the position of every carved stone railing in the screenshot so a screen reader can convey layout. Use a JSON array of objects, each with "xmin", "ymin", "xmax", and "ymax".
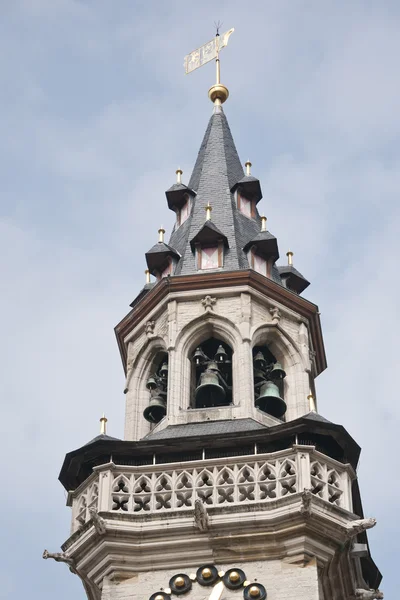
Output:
[{"xmin": 69, "ymin": 446, "xmax": 354, "ymax": 533}]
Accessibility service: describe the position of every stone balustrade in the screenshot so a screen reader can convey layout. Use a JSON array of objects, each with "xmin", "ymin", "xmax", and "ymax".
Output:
[{"xmin": 70, "ymin": 445, "xmax": 354, "ymax": 533}]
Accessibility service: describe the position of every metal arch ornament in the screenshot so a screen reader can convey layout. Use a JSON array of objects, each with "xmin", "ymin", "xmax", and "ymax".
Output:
[{"xmin": 148, "ymin": 566, "xmax": 267, "ymax": 600}]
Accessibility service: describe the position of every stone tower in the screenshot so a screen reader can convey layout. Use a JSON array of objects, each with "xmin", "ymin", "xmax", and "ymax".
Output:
[{"xmin": 45, "ymin": 57, "xmax": 383, "ymax": 600}]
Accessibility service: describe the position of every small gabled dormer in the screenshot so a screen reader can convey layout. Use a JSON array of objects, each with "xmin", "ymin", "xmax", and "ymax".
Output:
[
  {"xmin": 244, "ymin": 216, "xmax": 279, "ymax": 278},
  {"xmin": 278, "ymin": 251, "xmax": 310, "ymax": 294},
  {"xmin": 165, "ymin": 169, "xmax": 196, "ymax": 227},
  {"xmin": 231, "ymin": 161, "xmax": 262, "ymax": 219},
  {"xmin": 145, "ymin": 228, "xmax": 180, "ymax": 281},
  {"xmin": 190, "ymin": 203, "xmax": 229, "ymax": 270}
]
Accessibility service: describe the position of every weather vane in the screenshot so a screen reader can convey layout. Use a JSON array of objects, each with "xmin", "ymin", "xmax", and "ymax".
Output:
[{"xmin": 184, "ymin": 25, "xmax": 234, "ymax": 105}]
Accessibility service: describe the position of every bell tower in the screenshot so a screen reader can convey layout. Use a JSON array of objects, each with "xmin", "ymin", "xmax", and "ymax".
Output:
[{"xmin": 45, "ymin": 31, "xmax": 383, "ymax": 600}]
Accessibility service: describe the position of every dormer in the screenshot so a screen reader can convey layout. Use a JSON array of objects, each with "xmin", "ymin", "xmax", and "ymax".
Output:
[
  {"xmin": 145, "ymin": 228, "xmax": 180, "ymax": 280},
  {"xmin": 165, "ymin": 169, "xmax": 196, "ymax": 227},
  {"xmin": 231, "ymin": 161, "xmax": 262, "ymax": 219},
  {"xmin": 278, "ymin": 251, "xmax": 310, "ymax": 295},
  {"xmin": 190, "ymin": 207, "xmax": 229, "ymax": 270},
  {"xmin": 244, "ymin": 216, "xmax": 279, "ymax": 278}
]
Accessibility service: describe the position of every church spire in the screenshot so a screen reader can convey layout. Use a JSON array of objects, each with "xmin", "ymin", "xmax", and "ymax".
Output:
[{"xmin": 168, "ymin": 106, "xmax": 270, "ymax": 276}]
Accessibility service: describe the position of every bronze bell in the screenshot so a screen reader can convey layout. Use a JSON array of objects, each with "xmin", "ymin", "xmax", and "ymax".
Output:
[
  {"xmin": 215, "ymin": 344, "xmax": 228, "ymax": 363},
  {"xmin": 254, "ymin": 351, "xmax": 266, "ymax": 370},
  {"xmin": 146, "ymin": 375, "xmax": 158, "ymax": 390},
  {"xmin": 254, "ymin": 369, "xmax": 265, "ymax": 384},
  {"xmin": 255, "ymin": 380, "xmax": 286, "ymax": 418},
  {"xmin": 193, "ymin": 346, "xmax": 207, "ymax": 366},
  {"xmin": 159, "ymin": 362, "xmax": 168, "ymax": 378},
  {"xmin": 269, "ymin": 361, "xmax": 286, "ymax": 380},
  {"xmin": 143, "ymin": 394, "xmax": 167, "ymax": 423},
  {"xmin": 195, "ymin": 363, "xmax": 226, "ymax": 407}
]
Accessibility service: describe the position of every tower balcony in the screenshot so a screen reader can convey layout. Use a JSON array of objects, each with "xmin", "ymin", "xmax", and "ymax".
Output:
[{"xmin": 68, "ymin": 444, "xmax": 354, "ymax": 534}]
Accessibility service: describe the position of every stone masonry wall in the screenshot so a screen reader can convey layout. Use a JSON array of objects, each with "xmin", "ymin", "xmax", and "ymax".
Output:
[
  {"xmin": 124, "ymin": 286, "xmax": 314, "ymax": 440},
  {"xmin": 101, "ymin": 559, "xmax": 320, "ymax": 600}
]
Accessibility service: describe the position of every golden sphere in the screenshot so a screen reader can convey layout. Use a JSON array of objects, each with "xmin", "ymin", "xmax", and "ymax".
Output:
[
  {"xmin": 208, "ymin": 83, "xmax": 229, "ymax": 104},
  {"xmin": 155, "ymin": 595, "xmax": 164, "ymax": 600},
  {"xmin": 249, "ymin": 586, "xmax": 260, "ymax": 597},
  {"xmin": 229, "ymin": 571, "xmax": 240, "ymax": 582},
  {"xmin": 174, "ymin": 577, "xmax": 185, "ymax": 588},
  {"xmin": 202, "ymin": 568, "xmax": 212, "ymax": 579}
]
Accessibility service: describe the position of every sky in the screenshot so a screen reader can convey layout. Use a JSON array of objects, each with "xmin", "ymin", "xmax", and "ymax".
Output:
[{"xmin": 0, "ymin": 1, "xmax": 398, "ymax": 598}]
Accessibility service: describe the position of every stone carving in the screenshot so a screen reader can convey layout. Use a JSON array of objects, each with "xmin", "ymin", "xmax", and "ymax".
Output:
[
  {"xmin": 42, "ymin": 549, "xmax": 77, "ymax": 573},
  {"xmin": 201, "ymin": 295, "xmax": 217, "ymax": 312},
  {"xmin": 345, "ymin": 518, "xmax": 376, "ymax": 538},
  {"xmin": 300, "ymin": 489, "xmax": 312, "ymax": 518},
  {"xmin": 72, "ymin": 448, "xmax": 352, "ymax": 529},
  {"xmin": 145, "ymin": 320, "xmax": 155, "ymax": 337},
  {"xmin": 310, "ymin": 461, "xmax": 344, "ymax": 506},
  {"xmin": 269, "ymin": 306, "xmax": 281, "ymax": 322},
  {"xmin": 88, "ymin": 508, "xmax": 106, "ymax": 535},
  {"xmin": 194, "ymin": 498, "xmax": 209, "ymax": 531},
  {"xmin": 354, "ymin": 589, "xmax": 383, "ymax": 599}
]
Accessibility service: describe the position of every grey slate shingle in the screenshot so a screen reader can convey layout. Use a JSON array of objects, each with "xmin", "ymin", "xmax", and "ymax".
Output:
[{"xmin": 168, "ymin": 106, "xmax": 282, "ymax": 280}]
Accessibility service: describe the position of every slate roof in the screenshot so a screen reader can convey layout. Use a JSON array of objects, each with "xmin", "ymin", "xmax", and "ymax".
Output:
[
  {"xmin": 278, "ymin": 264, "xmax": 310, "ymax": 294},
  {"xmin": 84, "ymin": 433, "xmax": 120, "ymax": 446},
  {"xmin": 168, "ymin": 105, "xmax": 279, "ymax": 278},
  {"xmin": 145, "ymin": 418, "xmax": 267, "ymax": 440},
  {"xmin": 129, "ymin": 282, "xmax": 155, "ymax": 308}
]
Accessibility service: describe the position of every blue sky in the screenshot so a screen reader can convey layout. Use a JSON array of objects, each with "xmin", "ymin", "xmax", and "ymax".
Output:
[{"xmin": 0, "ymin": 1, "xmax": 398, "ymax": 598}]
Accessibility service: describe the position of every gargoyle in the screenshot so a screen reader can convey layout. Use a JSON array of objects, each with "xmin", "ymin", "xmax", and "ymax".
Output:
[
  {"xmin": 88, "ymin": 507, "xmax": 106, "ymax": 535},
  {"xmin": 43, "ymin": 548, "xmax": 101, "ymax": 600},
  {"xmin": 42, "ymin": 549, "xmax": 76, "ymax": 574},
  {"xmin": 194, "ymin": 498, "xmax": 209, "ymax": 532},
  {"xmin": 354, "ymin": 589, "xmax": 383, "ymax": 599},
  {"xmin": 345, "ymin": 518, "xmax": 376, "ymax": 539}
]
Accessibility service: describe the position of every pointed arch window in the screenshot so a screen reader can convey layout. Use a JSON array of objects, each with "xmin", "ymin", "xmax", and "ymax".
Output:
[
  {"xmin": 191, "ymin": 338, "xmax": 233, "ymax": 409},
  {"xmin": 143, "ymin": 352, "xmax": 169, "ymax": 424},
  {"xmin": 253, "ymin": 345, "xmax": 287, "ymax": 420}
]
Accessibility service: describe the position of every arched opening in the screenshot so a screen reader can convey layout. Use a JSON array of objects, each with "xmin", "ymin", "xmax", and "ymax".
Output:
[
  {"xmin": 252, "ymin": 345, "xmax": 287, "ymax": 420},
  {"xmin": 190, "ymin": 337, "xmax": 233, "ymax": 409},
  {"xmin": 143, "ymin": 351, "xmax": 169, "ymax": 424}
]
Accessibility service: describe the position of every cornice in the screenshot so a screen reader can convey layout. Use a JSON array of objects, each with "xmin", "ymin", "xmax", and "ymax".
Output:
[{"xmin": 61, "ymin": 494, "xmax": 358, "ymax": 589}]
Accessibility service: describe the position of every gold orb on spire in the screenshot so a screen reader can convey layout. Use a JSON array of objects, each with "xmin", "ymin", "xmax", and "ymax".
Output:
[{"xmin": 208, "ymin": 83, "xmax": 229, "ymax": 105}]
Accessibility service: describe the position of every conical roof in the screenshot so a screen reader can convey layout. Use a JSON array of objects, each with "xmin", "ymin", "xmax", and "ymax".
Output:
[{"xmin": 168, "ymin": 105, "xmax": 267, "ymax": 276}]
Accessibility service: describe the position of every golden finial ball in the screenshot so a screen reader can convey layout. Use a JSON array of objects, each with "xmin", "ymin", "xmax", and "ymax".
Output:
[
  {"xmin": 202, "ymin": 568, "xmax": 212, "ymax": 579},
  {"xmin": 229, "ymin": 571, "xmax": 240, "ymax": 582},
  {"xmin": 249, "ymin": 586, "xmax": 260, "ymax": 597},
  {"xmin": 208, "ymin": 83, "xmax": 229, "ymax": 104},
  {"xmin": 174, "ymin": 577, "xmax": 185, "ymax": 588}
]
